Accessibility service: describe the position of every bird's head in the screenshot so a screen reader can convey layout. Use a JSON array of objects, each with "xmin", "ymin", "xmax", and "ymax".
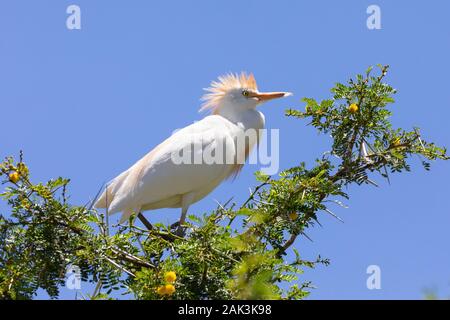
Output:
[{"xmin": 200, "ymin": 73, "xmax": 292, "ymax": 115}]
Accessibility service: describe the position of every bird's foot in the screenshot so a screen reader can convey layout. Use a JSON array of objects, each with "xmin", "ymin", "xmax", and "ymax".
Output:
[
  {"xmin": 169, "ymin": 221, "xmax": 180, "ymax": 230},
  {"xmin": 174, "ymin": 227, "xmax": 186, "ymax": 237},
  {"xmin": 169, "ymin": 222, "xmax": 186, "ymax": 237}
]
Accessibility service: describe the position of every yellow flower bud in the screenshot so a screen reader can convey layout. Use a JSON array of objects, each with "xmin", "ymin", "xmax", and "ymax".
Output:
[
  {"xmin": 289, "ymin": 212, "xmax": 298, "ymax": 221},
  {"xmin": 9, "ymin": 171, "xmax": 20, "ymax": 183},
  {"xmin": 156, "ymin": 285, "xmax": 166, "ymax": 296},
  {"xmin": 348, "ymin": 103, "xmax": 359, "ymax": 114},
  {"xmin": 164, "ymin": 271, "xmax": 177, "ymax": 283},
  {"xmin": 17, "ymin": 162, "xmax": 29, "ymax": 176},
  {"xmin": 164, "ymin": 284, "xmax": 175, "ymax": 295}
]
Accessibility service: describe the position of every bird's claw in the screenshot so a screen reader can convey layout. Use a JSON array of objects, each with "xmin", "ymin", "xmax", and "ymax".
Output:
[
  {"xmin": 169, "ymin": 221, "xmax": 186, "ymax": 237},
  {"xmin": 170, "ymin": 221, "xmax": 180, "ymax": 230},
  {"xmin": 174, "ymin": 227, "xmax": 186, "ymax": 237}
]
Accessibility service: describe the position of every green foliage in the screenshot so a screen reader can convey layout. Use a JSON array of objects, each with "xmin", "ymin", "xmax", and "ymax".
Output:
[{"xmin": 0, "ymin": 66, "xmax": 447, "ymax": 300}]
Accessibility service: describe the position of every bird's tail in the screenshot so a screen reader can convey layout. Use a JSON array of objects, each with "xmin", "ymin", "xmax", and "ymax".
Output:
[
  {"xmin": 94, "ymin": 170, "xmax": 129, "ymax": 210},
  {"xmin": 94, "ymin": 186, "xmax": 112, "ymax": 209}
]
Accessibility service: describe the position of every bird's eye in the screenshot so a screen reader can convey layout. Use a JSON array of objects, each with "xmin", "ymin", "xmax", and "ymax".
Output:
[{"xmin": 242, "ymin": 90, "xmax": 250, "ymax": 97}]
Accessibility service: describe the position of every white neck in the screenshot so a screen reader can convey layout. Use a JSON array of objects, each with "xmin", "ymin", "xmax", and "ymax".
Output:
[{"xmin": 217, "ymin": 104, "xmax": 265, "ymax": 131}]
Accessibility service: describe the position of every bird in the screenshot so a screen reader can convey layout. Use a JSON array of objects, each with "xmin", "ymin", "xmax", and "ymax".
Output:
[{"xmin": 94, "ymin": 73, "xmax": 291, "ymax": 234}]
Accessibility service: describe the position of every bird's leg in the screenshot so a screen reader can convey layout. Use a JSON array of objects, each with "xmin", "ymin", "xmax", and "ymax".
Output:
[
  {"xmin": 173, "ymin": 206, "xmax": 188, "ymax": 237},
  {"xmin": 137, "ymin": 212, "xmax": 153, "ymax": 231},
  {"xmin": 171, "ymin": 193, "xmax": 194, "ymax": 237},
  {"xmin": 179, "ymin": 206, "xmax": 188, "ymax": 227},
  {"xmin": 169, "ymin": 207, "xmax": 187, "ymax": 235}
]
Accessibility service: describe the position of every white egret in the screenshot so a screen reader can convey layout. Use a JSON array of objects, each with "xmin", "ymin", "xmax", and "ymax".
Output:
[{"xmin": 94, "ymin": 73, "xmax": 291, "ymax": 233}]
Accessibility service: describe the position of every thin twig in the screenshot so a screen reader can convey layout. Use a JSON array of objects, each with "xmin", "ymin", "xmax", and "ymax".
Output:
[
  {"xmin": 324, "ymin": 208, "xmax": 344, "ymax": 223},
  {"xmin": 92, "ymin": 280, "xmax": 102, "ymax": 298},
  {"xmin": 105, "ymin": 184, "xmax": 110, "ymax": 236},
  {"xmin": 104, "ymin": 256, "xmax": 135, "ymax": 277}
]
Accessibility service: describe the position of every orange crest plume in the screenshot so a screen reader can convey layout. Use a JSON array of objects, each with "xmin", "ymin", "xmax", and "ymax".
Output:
[{"xmin": 200, "ymin": 72, "xmax": 258, "ymax": 114}]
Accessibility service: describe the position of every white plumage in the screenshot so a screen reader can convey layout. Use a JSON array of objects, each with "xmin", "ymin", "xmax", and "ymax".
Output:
[{"xmin": 94, "ymin": 73, "xmax": 291, "ymax": 229}]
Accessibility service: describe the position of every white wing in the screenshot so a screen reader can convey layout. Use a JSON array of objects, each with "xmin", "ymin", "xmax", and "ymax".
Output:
[{"xmin": 94, "ymin": 115, "xmax": 240, "ymax": 220}]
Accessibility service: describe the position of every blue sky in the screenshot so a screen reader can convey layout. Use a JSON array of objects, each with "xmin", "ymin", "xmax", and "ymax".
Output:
[{"xmin": 1, "ymin": 0, "xmax": 449, "ymax": 299}]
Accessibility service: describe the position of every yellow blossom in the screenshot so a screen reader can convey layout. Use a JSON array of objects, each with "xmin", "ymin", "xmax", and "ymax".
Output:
[
  {"xmin": 156, "ymin": 285, "xmax": 166, "ymax": 296},
  {"xmin": 164, "ymin": 271, "xmax": 177, "ymax": 283},
  {"xmin": 164, "ymin": 284, "xmax": 175, "ymax": 295},
  {"xmin": 9, "ymin": 171, "xmax": 20, "ymax": 183},
  {"xmin": 348, "ymin": 103, "xmax": 358, "ymax": 114}
]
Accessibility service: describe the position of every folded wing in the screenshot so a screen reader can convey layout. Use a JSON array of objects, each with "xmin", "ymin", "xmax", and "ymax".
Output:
[{"xmin": 94, "ymin": 115, "xmax": 239, "ymax": 220}]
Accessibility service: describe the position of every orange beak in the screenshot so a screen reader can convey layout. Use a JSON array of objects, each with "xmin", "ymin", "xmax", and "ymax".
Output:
[{"xmin": 250, "ymin": 91, "xmax": 292, "ymax": 102}]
